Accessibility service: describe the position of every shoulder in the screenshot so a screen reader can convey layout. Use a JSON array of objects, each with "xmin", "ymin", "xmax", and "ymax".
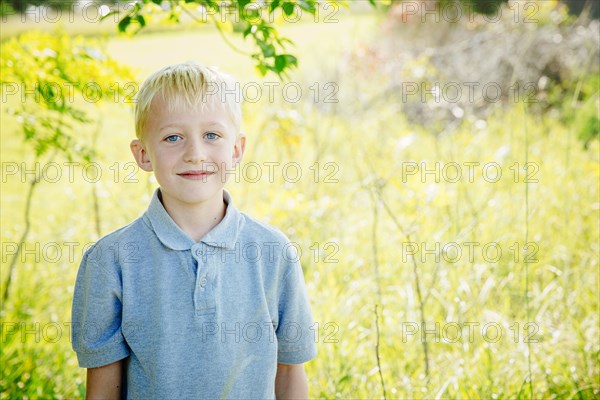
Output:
[
  {"xmin": 236, "ymin": 211, "xmax": 300, "ymax": 263},
  {"xmin": 237, "ymin": 211, "xmax": 291, "ymax": 245},
  {"xmin": 82, "ymin": 214, "xmax": 149, "ymax": 261}
]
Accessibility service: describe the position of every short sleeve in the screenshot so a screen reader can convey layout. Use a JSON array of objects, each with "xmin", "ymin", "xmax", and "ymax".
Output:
[
  {"xmin": 275, "ymin": 246, "xmax": 317, "ymax": 364},
  {"xmin": 71, "ymin": 245, "xmax": 130, "ymax": 368}
]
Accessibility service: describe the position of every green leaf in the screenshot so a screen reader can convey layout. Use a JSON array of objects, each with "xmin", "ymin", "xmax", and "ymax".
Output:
[
  {"xmin": 258, "ymin": 41, "xmax": 275, "ymax": 58},
  {"xmin": 274, "ymin": 54, "xmax": 297, "ymax": 72},
  {"xmin": 297, "ymin": 0, "xmax": 316, "ymax": 13},
  {"xmin": 243, "ymin": 25, "xmax": 253, "ymax": 38},
  {"xmin": 136, "ymin": 15, "xmax": 146, "ymax": 28},
  {"xmin": 132, "ymin": 1, "xmax": 143, "ymax": 12},
  {"xmin": 338, "ymin": 374, "xmax": 351, "ymax": 385},
  {"xmin": 282, "ymin": 2, "xmax": 296, "ymax": 16},
  {"xmin": 269, "ymin": 0, "xmax": 281, "ymax": 13},
  {"xmin": 118, "ymin": 15, "xmax": 131, "ymax": 33},
  {"xmin": 255, "ymin": 62, "xmax": 268, "ymax": 76},
  {"xmin": 258, "ymin": 24, "xmax": 274, "ymax": 39},
  {"xmin": 274, "ymin": 55, "xmax": 286, "ymax": 72},
  {"xmin": 285, "ymin": 54, "xmax": 298, "ymax": 66}
]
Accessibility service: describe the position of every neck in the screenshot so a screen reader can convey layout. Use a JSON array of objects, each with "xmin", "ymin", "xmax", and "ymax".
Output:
[{"xmin": 159, "ymin": 190, "xmax": 227, "ymax": 243}]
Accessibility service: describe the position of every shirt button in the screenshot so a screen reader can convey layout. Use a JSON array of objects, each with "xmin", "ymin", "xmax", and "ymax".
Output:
[
  {"xmin": 200, "ymin": 277, "xmax": 208, "ymax": 287},
  {"xmin": 194, "ymin": 249, "xmax": 202, "ymax": 257}
]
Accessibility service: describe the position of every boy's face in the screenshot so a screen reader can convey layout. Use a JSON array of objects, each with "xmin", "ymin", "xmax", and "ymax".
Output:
[{"xmin": 130, "ymin": 95, "xmax": 245, "ymax": 209}]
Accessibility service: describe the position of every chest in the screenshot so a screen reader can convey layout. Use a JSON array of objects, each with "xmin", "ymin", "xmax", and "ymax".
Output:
[{"xmin": 120, "ymin": 243, "xmax": 280, "ymax": 326}]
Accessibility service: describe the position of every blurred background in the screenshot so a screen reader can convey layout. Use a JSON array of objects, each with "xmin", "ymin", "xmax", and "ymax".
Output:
[{"xmin": 1, "ymin": 0, "xmax": 598, "ymax": 398}]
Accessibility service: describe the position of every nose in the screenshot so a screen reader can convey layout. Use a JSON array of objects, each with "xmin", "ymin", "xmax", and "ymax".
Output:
[{"xmin": 183, "ymin": 137, "xmax": 207, "ymax": 164}]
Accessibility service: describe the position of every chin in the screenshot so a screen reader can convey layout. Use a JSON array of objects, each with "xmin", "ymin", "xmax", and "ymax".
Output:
[
  {"xmin": 161, "ymin": 186, "xmax": 222, "ymax": 206},
  {"xmin": 181, "ymin": 189, "xmax": 223, "ymax": 204}
]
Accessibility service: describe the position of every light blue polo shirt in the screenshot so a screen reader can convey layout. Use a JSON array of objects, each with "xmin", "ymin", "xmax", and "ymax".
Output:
[{"xmin": 71, "ymin": 188, "xmax": 317, "ymax": 399}]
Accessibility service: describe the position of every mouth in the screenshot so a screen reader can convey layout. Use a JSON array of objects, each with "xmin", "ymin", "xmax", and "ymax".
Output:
[{"xmin": 177, "ymin": 170, "xmax": 216, "ymax": 180}]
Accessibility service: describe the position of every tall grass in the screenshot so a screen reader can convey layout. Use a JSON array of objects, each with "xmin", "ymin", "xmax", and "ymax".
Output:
[{"xmin": 1, "ymin": 23, "xmax": 599, "ymax": 400}]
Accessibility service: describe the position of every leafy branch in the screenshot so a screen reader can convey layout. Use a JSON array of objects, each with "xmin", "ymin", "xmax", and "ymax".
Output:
[
  {"xmin": 111, "ymin": 0, "xmax": 358, "ymax": 78},
  {"xmin": 0, "ymin": 30, "xmax": 135, "ymax": 303}
]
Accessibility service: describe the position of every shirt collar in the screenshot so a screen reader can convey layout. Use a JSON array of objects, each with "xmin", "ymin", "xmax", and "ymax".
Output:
[{"xmin": 143, "ymin": 188, "xmax": 242, "ymax": 251}]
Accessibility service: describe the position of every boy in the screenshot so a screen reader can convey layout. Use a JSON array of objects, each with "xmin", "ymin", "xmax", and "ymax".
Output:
[{"xmin": 71, "ymin": 62, "xmax": 317, "ymax": 399}]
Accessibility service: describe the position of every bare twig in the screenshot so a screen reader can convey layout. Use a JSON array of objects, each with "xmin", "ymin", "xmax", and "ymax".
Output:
[
  {"xmin": 2, "ymin": 163, "xmax": 41, "ymax": 304},
  {"xmin": 356, "ymin": 141, "xmax": 431, "ymax": 379},
  {"xmin": 367, "ymin": 183, "xmax": 384, "ymax": 307},
  {"xmin": 91, "ymin": 119, "xmax": 103, "ymax": 238},
  {"xmin": 375, "ymin": 188, "xmax": 430, "ymax": 378},
  {"xmin": 374, "ymin": 304, "xmax": 388, "ymax": 400}
]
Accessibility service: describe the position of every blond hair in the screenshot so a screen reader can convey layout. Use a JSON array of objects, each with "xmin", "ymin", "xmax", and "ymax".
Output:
[{"xmin": 134, "ymin": 62, "xmax": 242, "ymax": 139}]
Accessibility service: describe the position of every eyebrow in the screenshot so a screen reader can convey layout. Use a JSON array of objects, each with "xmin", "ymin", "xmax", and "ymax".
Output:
[
  {"xmin": 159, "ymin": 124, "xmax": 180, "ymax": 132},
  {"xmin": 158, "ymin": 122, "xmax": 229, "ymax": 131},
  {"xmin": 204, "ymin": 122, "xmax": 229, "ymax": 131}
]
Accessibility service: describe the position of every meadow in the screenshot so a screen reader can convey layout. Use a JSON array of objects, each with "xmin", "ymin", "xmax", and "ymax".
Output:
[{"xmin": 1, "ymin": 5, "xmax": 599, "ymax": 399}]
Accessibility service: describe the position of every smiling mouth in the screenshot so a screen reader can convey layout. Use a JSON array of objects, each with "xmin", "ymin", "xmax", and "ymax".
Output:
[{"xmin": 177, "ymin": 171, "xmax": 215, "ymax": 180}]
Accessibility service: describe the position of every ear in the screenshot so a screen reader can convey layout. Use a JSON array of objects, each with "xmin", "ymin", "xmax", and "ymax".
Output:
[
  {"xmin": 130, "ymin": 139, "xmax": 153, "ymax": 172},
  {"xmin": 232, "ymin": 134, "xmax": 246, "ymax": 166}
]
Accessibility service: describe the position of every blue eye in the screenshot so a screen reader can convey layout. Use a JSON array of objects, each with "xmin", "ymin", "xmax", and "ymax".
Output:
[
  {"xmin": 165, "ymin": 135, "xmax": 181, "ymax": 142},
  {"xmin": 205, "ymin": 132, "xmax": 219, "ymax": 140}
]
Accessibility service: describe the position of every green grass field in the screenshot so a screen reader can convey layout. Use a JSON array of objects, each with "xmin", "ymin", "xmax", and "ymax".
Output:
[{"xmin": 1, "ymin": 8, "xmax": 599, "ymax": 399}]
